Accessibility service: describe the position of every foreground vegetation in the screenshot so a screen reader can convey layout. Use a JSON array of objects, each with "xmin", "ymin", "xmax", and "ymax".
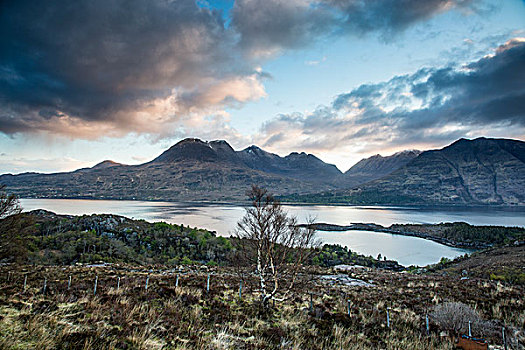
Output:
[{"xmin": 0, "ymin": 261, "xmax": 523, "ymax": 349}]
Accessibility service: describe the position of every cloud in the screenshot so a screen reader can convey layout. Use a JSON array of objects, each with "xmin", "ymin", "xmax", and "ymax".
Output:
[
  {"xmin": 254, "ymin": 38, "xmax": 525, "ymax": 159},
  {"xmin": 305, "ymin": 56, "xmax": 327, "ymax": 66},
  {"xmin": 0, "ymin": 0, "xmax": 488, "ymax": 140},
  {"xmin": 0, "ymin": 0, "xmax": 264, "ymax": 138},
  {"xmin": 231, "ymin": 0, "xmax": 478, "ymax": 58}
]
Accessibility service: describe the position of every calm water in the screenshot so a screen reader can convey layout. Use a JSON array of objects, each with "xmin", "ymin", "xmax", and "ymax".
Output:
[{"xmin": 20, "ymin": 199, "xmax": 525, "ymax": 266}]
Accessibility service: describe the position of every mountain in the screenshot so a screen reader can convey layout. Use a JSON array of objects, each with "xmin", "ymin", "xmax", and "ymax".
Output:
[
  {"xmin": 237, "ymin": 146, "xmax": 341, "ymax": 184},
  {"xmin": 90, "ymin": 160, "xmax": 123, "ymax": 170},
  {"xmin": 0, "ymin": 138, "xmax": 341, "ymax": 202},
  {"xmin": 151, "ymin": 138, "xmax": 242, "ymax": 165},
  {"xmin": 342, "ymin": 150, "xmax": 421, "ymax": 187},
  {"xmin": 295, "ymin": 138, "xmax": 525, "ymax": 206},
  {"xmin": 3, "ymin": 137, "xmax": 523, "ymax": 205}
]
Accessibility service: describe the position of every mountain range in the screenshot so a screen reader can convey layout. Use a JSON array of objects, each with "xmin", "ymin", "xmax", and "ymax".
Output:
[
  {"xmin": 291, "ymin": 138, "xmax": 525, "ymax": 206},
  {"xmin": 1, "ymin": 137, "xmax": 524, "ymax": 205}
]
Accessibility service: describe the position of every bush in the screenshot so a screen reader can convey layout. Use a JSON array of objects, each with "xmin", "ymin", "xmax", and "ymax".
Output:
[{"xmin": 430, "ymin": 302, "xmax": 497, "ymax": 338}]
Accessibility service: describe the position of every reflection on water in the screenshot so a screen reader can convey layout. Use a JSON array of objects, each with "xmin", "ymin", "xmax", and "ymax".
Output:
[{"xmin": 20, "ymin": 198, "xmax": 523, "ymax": 266}]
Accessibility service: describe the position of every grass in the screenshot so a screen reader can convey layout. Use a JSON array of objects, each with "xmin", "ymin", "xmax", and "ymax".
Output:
[{"xmin": 0, "ymin": 264, "xmax": 523, "ymax": 349}]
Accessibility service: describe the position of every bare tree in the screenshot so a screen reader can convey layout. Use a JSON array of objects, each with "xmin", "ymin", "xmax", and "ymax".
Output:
[
  {"xmin": 235, "ymin": 185, "xmax": 319, "ymax": 306},
  {"xmin": 0, "ymin": 184, "xmax": 21, "ymax": 219}
]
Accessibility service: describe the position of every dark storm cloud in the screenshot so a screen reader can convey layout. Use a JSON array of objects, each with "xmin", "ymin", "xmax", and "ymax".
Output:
[
  {"xmin": 232, "ymin": 0, "xmax": 477, "ymax": 56},
  {"xmin": 0, "ymin": 0, "xmax": 257, "ymax": 136},
  {"xmin": 258, "ymin": 40, "xmax": 525, "ymax": 152}
]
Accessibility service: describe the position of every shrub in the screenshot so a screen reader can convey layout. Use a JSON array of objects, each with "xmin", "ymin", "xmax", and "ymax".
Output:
[{"xmin": 430, "ymin": 302, "xmax": 496, "ymax": 337}]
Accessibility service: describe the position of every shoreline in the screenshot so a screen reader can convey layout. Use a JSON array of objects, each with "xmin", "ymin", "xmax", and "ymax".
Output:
[{"xmin": 297, "ymin": 222, "xmax": 488, "ymax": 250}]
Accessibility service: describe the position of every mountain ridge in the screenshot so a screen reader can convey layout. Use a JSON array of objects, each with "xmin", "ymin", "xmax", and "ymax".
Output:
[
  {"xmin": 289, "ymin": 137, "xmax": 525, "ymax": 206},
  {"xmin": 2, "ymin": 137, "xmax": 523, "ymax": 206},
  {"xmin": 0, "ymin": 138, "xmax": 343, "ymax": 201},
  {"xmin": 341, "ymin": 149, "xmax": 421, "ymax": 188}
]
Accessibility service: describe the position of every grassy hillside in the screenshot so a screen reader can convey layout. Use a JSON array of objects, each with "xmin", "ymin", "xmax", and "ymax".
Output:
[{"xmin": 0, "ymin": 261, "xmax": 523, "ymax": 349}]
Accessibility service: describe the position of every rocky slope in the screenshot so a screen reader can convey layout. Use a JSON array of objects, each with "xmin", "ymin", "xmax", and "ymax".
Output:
[
  {"xmin": 293, "ymin": 138, "xmax": 525, "ymax": 206},
  {"xmin": 341, "ymin": 150, "xmax": 421, "ymax": 187},
  {"xmin": 0, "ymin": 138, "xmax": 342, "ymax": 201}
]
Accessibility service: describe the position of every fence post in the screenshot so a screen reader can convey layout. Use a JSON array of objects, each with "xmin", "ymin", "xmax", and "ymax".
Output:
[
  {"xmin": 503, "ymin": 326, "xmax": 507, "ymax": 350},
  {"xmin": 386, "ymin": 308, "xmax": 391, "ymax": 328},
  {"xmin": 426, "ymin": 314, "xmax": 430, "ymax": 335},
  {"xmin": 68, "ymin": 275, "xmax": 71, "ymax": 290},
  {"xmin": 145, "ymin": 276, "xmax": 149, "ymax": 290},
  {"xmin": 94, "ymin": 275, "xmax": 98, "ymax": 296},
  {"xmin": 117, "ymin": 277, "xmax": 120, "ymax": 291},
  {"xmin": 43, "ymin": 278, "xmax": 47, "ymax": 294},
  {"xmin": 347, "ymin": 300, "xmax": 351, "ymax": 317},
  {"xmin": 468, "ymin": 320, "xmax": 471, "ymax": 337},
  {"xmin": 175, "ymin": 274, "xmax": 179, "ymax": 288},
  {"xmin": 23, "ymin": 275, "xmax": 27, "ymax": 292},
  {"xmin": 206, "ymin": 273, "xmax": 210, "ymax": 293},
  {"xmin": 239, "ymin": 280, "xmax": 243, "ymax": 300}
]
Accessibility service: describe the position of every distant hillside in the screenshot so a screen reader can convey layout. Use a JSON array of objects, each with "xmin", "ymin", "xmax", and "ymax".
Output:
[
  {"xmin": 285, "ymin": 138, "xmax": 525, "ymax": 206},
  {"xmin": 0, "ymin": 138, "xmax": 342, "ymax": 202},
  {"xmin": 341, "ymin": 150, "xmax": 421, "ymax": 187}
]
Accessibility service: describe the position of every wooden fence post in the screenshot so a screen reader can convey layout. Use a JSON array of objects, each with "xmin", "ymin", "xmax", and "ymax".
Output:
[
  {"xmin": 145, "ymin": 276, "xmax": 149, "ymax": 290},
  {"xmin": 68, "ymin": 275, "xmax": 71, "ymax": 290},
  {"xmin": 503, "ymin": 326, "xmax": 507, "ymax": 350},
  {"xmin": 239, "ymin": 280, "xmax": 243, "ymax": 300},
  {"xmin": 94, "ymin": 275, "xmax": 98, "ymax": 296},
  {"xmin": 23, "ymin": 275, "xmax": 27, "ymax": 292},
  {"xmin": 176, "ymin": 274, "xmax": 179, "ymax": 288},
  {"xmin": 347, "ymin": 300, "xmax": 351, "ymax": 317},
  {"xmin": 206, "ymin": 273, "xmax": 210, "ymax": 293},
  {"xmin": 426, "ymin": 314, "xmax": 430, "ymax": 335},
  {"xmin": 386, "ymin": 308, "xmax": 391, "ymax": 328},
  {"xmin": 468, "ymin": 320, "xmax": 471, "ymax": 337},
  {"xmin": 117, "ymin": 277, "xmax": 120, "ymax": 291}
]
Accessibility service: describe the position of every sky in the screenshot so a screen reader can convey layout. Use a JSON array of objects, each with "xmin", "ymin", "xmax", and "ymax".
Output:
[{"xmin": 0, "ymin": 0, "xmax": 524, "ymax": 174}]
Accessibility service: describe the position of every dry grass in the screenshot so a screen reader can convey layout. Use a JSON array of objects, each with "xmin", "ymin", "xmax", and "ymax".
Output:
[{"xmin": 0, "ymin": 264, "xmax": 523, "ymax": 349}]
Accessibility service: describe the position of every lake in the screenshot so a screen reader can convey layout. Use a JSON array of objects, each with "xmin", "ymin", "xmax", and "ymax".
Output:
[{"xmin": 20, "ymin": 198, "xmax": 525, "ymax": 266}]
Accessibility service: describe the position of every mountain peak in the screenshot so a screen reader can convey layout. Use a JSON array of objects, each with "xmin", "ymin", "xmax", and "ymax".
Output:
[
  {"xmin": 152, "ymin": 138, "xmax": 238, "ymax": 163},
  {"xmin": 392, "ymin": 149, "xmax": 421, "ymax": 157},
  {"xmin": 92, "ymin": 160, "xmax": 122, "ymax": 169},
  {"xmin": 342, "ymin": 148, "xmax": 422, "ymax": 186},
  {"xmin": 175, "ymin": 137, "xmax": 207, "ymax": 146}
]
